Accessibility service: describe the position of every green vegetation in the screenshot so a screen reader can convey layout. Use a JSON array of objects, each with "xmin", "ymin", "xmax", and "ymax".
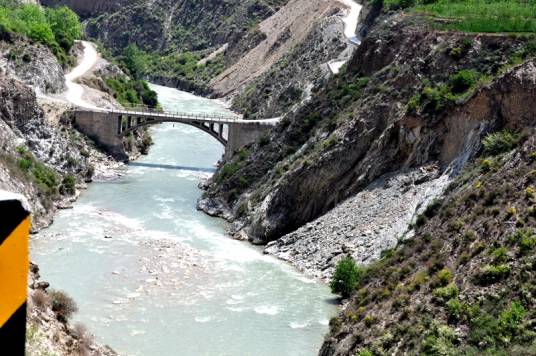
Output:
[
  {"xmin": 10, "ymin": 145, "xmax": 81, "ymax": 206},
  {"xmin": 330, "ymin": 256, "xmax": 362, "ymax": 298},
  {"xmin": 61, "ymin": 174, "xmax": 76, "ymax": 196},
  {"xmin": 468, "ymin": 301, "xmax": 528, "ymax": 349},
  {"xmin": 324, "ymin": 128, "xmax": 536, "ymax": 354},
  {"xmin": 119, "ymin": 44, "xmax": 225, "ymax": 89},
  {"xmin": 105, "ymin": 76, "xmax": 158, "ymax": 108},
  {"xmin": 0, "ymin": 1, "xmax": 81, "ymax": 65},
  {"xmin": 382, "ymin": 0, "xmax": 536, "ymax": 33},
  {"xmin": 482, "ymin": 130, "xmax": 518, "ymax": 156},
  {"xmin": 449, "ymin": 69, "xmax": 479, "ymax": 94}
]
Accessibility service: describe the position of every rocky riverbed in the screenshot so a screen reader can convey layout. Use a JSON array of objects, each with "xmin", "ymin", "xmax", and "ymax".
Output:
[{"xmin": 264, "ymin": 166, "xmax": 451, "ymax": 280}]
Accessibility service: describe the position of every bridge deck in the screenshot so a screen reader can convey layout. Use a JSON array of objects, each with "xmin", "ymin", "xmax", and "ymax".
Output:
[{"xmin": 82, "ymin": 107, "xmax": 280, "ymax": 126}]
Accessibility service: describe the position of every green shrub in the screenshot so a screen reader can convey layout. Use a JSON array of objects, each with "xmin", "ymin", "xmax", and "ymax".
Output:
[
  {"xmin": 61, "ymin": 174, "xmax": 76, "ymax": 195},
  {"xmin": 433, "ymin": 284, "xmax": 459, "ymax": 303},
  {"xmin": 475, "ymin": 264, "xmax": 511, "ymax": 285},
  {"xmin": 480, "ymin": 158, "xmax": 494, "ymax": 172},
  {"xmin": 218, "ymin": 161, "xmax": 243, "ymax": 183},
  {"xmin": 432, "ymin": 268, "xmax": 453, "ymax": 288},
  {"xmin": 449, "ymin": 47, "xmax": 463, "ymax": 59},
  {"xmin": 330, "ymin": 256, "xmax": 362, "ymax": 298},
  {"xmin": 446, "ymin": 298, "xmax": 463, "ymax": 322},
  {"xmin": 421, "ymin": 324, "xmax": 457, "ymax": 355},
  {"xmin": 511, "ymin": 229, "xmax": 536, "ymax": 254},
  {"xmin": 356, "ymin": 348, "xmax": 373, "ymax": 356},
  {"xmin": 363, "ymin": 315, "xmax": 376, "ymax": 327},
  {"xmin": 468, "ymin": 301, "xmax": 526, "ymax": 348},
  {"xmin": 32, "ymin": 162, "xmax": 58, "ymax": 191},
  {"xmin": 449, "ymin": 69, "xmax": 479, "ymax": 94},
  {"xmin": 482, "ymin": 130, "xmax": 517, "ymax": 156},
  {"xmin": 18, "ymin": 158, "xmax": 31, "ymax": 171},
  {"xmin": 492, "ymin": 247, "xmax": 509, "ymax": 264}
]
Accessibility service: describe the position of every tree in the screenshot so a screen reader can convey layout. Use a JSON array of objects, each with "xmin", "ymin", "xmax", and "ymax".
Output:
[
  {"xmin": 330, "ymin": 256, "xmax": 361, "ymax": 298},
  {"xmin": 123, "ymin": 44, "xmax": 147, "ymax": 79},
  {"xmin": 45, "ymin": 6, "xmax": 81, "ymax": 51}
]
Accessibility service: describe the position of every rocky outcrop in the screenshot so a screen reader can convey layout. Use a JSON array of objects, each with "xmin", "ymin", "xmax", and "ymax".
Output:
[
  {"xmin": 0, "ymin": 35, "xmax": 66, "ymax": 93},
  {"xmin": 264, "ymin": 166, "xmax": 450, "ymax": 280},
  {"xmin": 0, "ymin": 71, "xmax": 120, "ymax": 230}
]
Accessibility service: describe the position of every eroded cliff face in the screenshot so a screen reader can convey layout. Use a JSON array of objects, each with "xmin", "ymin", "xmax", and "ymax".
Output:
[
  {"xmin": 0, "ymin": 33, "xmax": 66, "ymax": 93},
  {"xmin": 199, "ymin": 14, "xmax": 536, "ymax": 277},
  {"xmin": 0, "ymin": 74, "xmax": 97, "ymax": 230},
  {"xmin": 209, "ymin": 0, "xmax": 347, "ymax": 97},
  {"xmin": 230, "ymin": 7, "xmax": 351, "ymax": 119}
]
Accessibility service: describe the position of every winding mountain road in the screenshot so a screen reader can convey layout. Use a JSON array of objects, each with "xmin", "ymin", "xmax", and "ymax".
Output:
[
  {"xmin": 339, "ymin": 0, "xmax": 362, "ymax": 43},
  {"xmin": 64, "ymin": 41, "xmax": 100, "ymax": 109},
  {"xmin": 328, "ymin": 0, "xmax": 363, "ymax": 74}
]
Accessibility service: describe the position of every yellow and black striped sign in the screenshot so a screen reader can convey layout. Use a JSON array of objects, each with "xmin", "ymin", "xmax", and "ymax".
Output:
[{"xmin": 0, "ymin": 193, "xmax": 30, "ymax": 355}]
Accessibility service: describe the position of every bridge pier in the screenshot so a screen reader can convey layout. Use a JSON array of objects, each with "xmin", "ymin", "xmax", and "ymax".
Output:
[
  {"xmin": 75, "ymin": 111, "xmax": 128, "ymax": 161},
  {"xmin": 225, "ymin": 122, "xmax": 270, "ymax": 160}
]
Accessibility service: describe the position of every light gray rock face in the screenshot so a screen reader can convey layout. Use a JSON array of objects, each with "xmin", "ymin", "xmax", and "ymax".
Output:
[
  {"xmin": 0, "ymin": 36, "xmax": 66, "ymax": 94},
  {"xmin": 264, "ymin": 167, "xmax": 451, "ymax": 280},
  {"xmin": 0, "ymin": 75, "xmax": 91, "ymax": 229}
]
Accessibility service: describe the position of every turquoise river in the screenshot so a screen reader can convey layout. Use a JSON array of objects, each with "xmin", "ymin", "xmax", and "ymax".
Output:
[{"xmin": 31, "ymin": 83, "xmax": 336, "ymax": 356}]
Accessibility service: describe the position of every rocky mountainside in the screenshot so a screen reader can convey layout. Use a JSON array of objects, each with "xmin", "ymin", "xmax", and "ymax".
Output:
[
  {"xmin": 320, "ymin": 127, "xmax": 536, "ymax": 355},
  {"xmin": 40, "ymin": 0, "xmax": 127, "ymax": 18},
  {"xmin": 63, "ymin": 0, "xmax": 357, "ymax": 110},
  {"xmin": 209, "ymin": 0, "xmax": 349, "ymax": 97},
  {"xmin": 81, "ymin": 0, "xmax": 289, "ymax": 55},
  {"xmin": 0, "ymin": 74, "xmax": 94, "ymax": 230},
  {"xmin": 0, "ymin": 32, "xmax": 66, "ymax": 94},
  {"xmin": 199, "ymin": 11, "xmax": 536, "ymax": 275}
]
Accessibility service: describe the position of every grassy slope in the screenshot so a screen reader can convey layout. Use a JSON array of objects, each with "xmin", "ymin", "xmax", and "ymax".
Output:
[
  {"xmin": 384, "ymin": 0, "xmax": 536, "ymax": 33},
  {"xmin": 324, "ymin": 131, "xmax": 536, "ymax": 355}
]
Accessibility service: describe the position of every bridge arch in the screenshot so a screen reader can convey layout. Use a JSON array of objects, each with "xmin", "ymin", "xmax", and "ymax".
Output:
[
  {"xmin": 73, "ymin": 109, "xmax": 278, "ymax": 161},
  {"xmin": 117, "ymin": 115, "xmax": 228, "ymax": 146}
]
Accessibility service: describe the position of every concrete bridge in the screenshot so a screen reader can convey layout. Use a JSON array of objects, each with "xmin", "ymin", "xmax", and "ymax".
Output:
[{"xmin": 73, "ymin": 106, "xmax": 279, "ymax": 161}]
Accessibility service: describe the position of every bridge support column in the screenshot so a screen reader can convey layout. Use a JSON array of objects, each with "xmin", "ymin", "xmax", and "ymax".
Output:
[
  {"xmin": 74, "ymin": 111, "xmax": 128, "ymax": 161},
  {"xmin": 225, "ymin": 123, "xmax": 272, "ymax": 161}
]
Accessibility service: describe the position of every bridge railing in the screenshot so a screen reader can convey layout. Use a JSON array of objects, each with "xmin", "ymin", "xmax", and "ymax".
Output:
[{"xmin": 110, "ymin": 103, "xmax": 243, "ymax": 122}]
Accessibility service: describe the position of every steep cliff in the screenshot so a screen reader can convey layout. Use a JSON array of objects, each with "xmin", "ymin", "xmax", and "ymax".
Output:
[
  {"xmin": 0, "ymin": 75, "xmax": 96, "ymax": 230},
  {"xmin": 231, "ymin": 10, "xmax": 350, "ymax": 119}
]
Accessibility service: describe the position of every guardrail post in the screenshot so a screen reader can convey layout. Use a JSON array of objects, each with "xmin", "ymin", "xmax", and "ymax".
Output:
[{"xmin": 0, "ymin": 191, "xmax": 30, "ymax": 354}]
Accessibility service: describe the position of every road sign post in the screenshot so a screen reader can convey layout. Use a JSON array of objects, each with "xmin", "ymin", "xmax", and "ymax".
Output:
[{"xmin": 0, "ymin": 191, "xmax": 30, "ymax": 355}]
